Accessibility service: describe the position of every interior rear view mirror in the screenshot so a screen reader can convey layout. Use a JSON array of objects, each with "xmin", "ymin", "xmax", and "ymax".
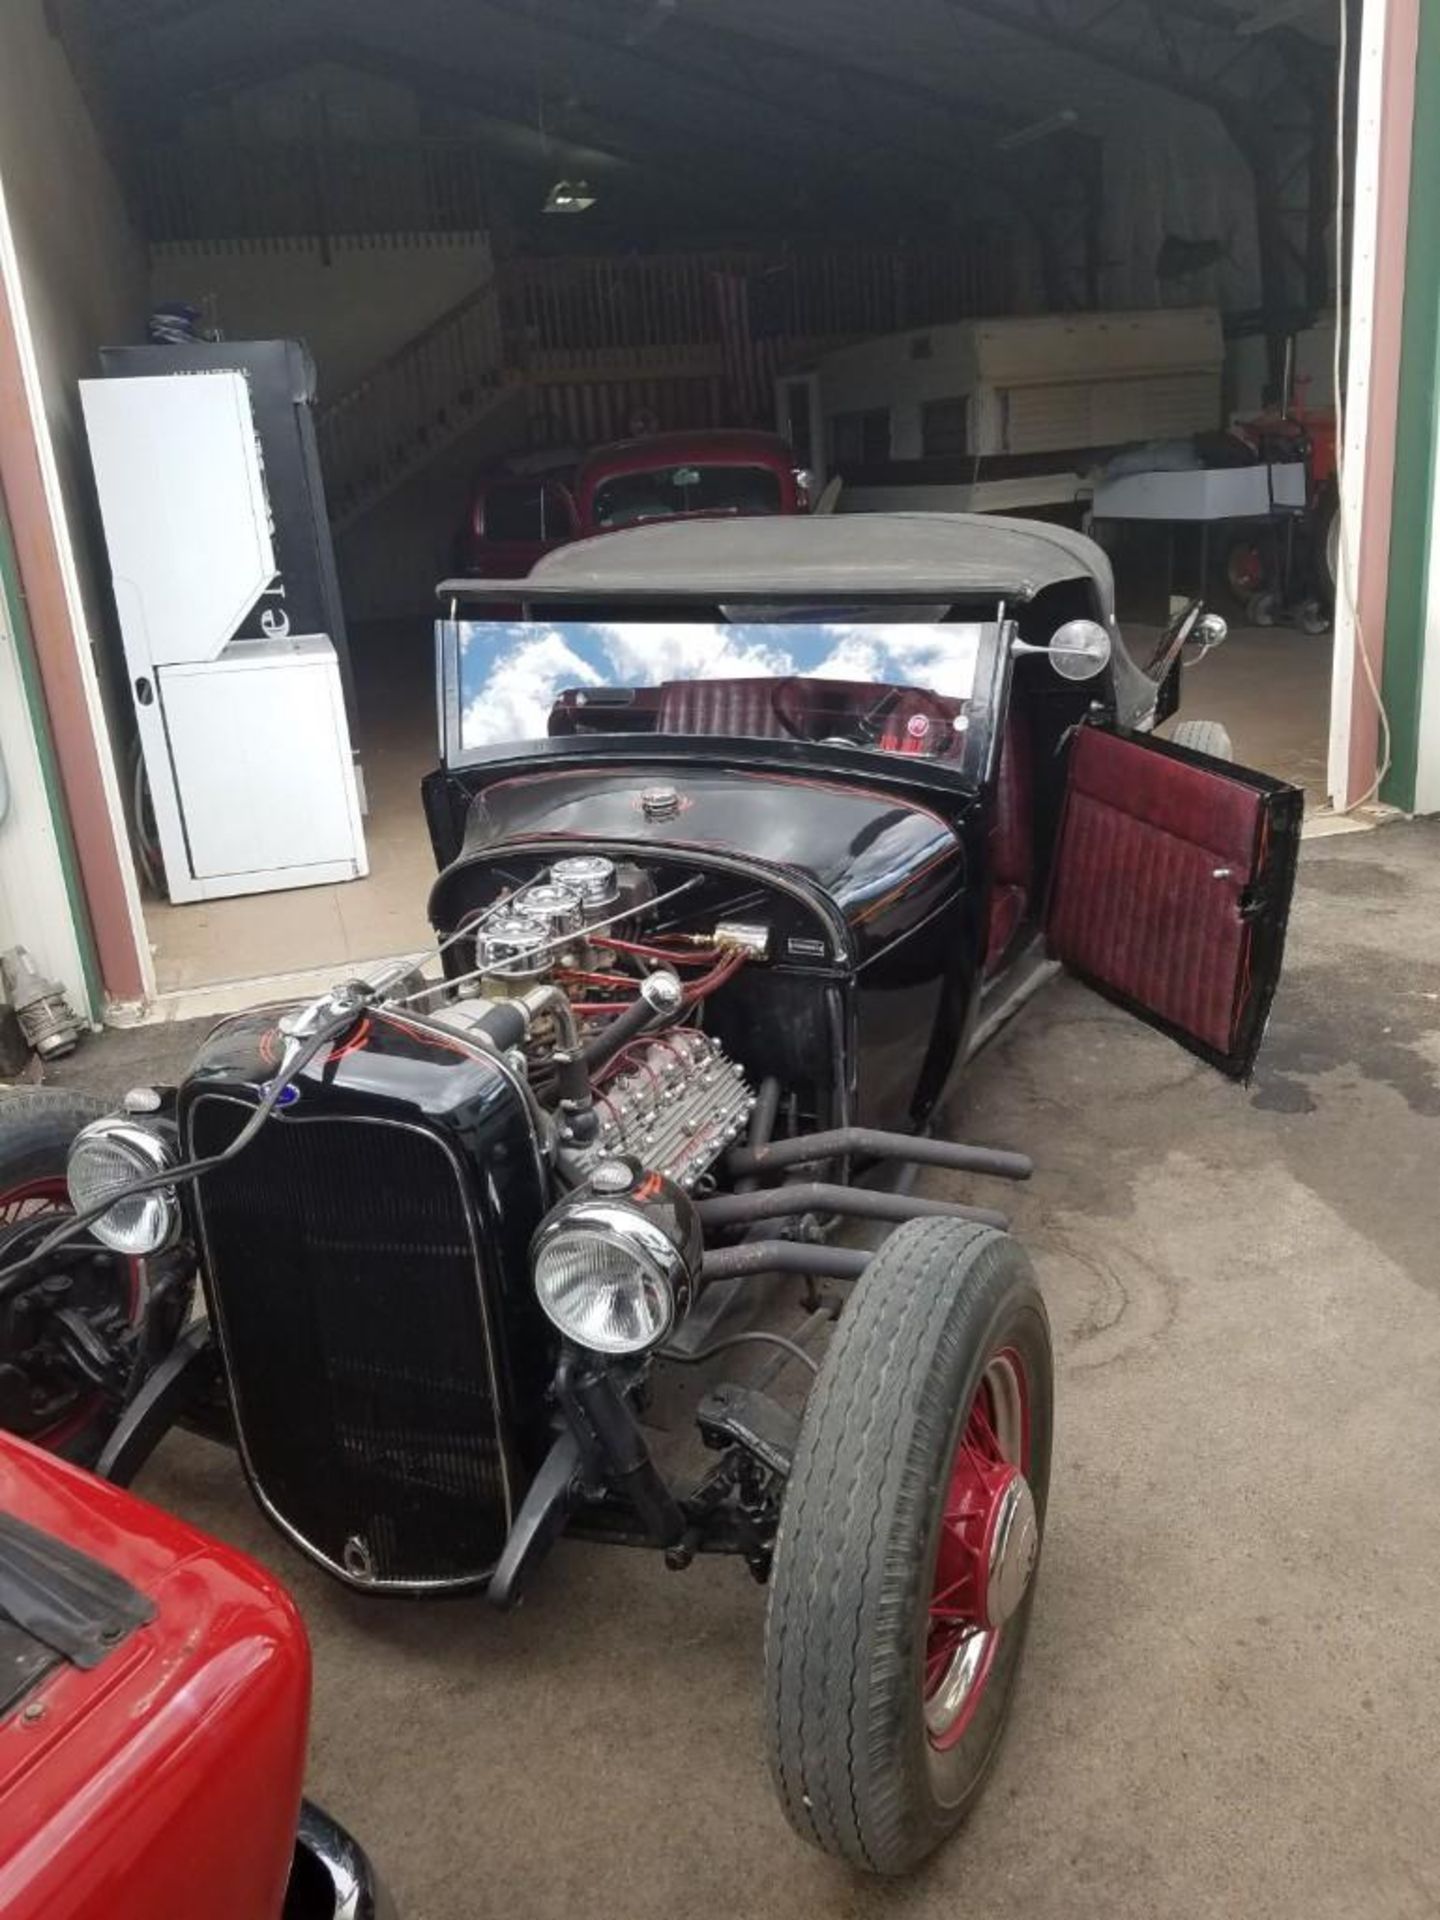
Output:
[{"xmin": 1011, "ymin": 618, "xmax": 1112, "ymax": 682}]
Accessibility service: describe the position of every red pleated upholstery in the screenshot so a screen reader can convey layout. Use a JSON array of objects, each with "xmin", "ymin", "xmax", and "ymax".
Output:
[
  {"xmin": 655, "ymin": 680, "xmax": 786, "ymax": 736},
  {"xmin": 654, "ymin": 679, "xmax": 962, "ymax": 756},
  {"xmin": 1047, "ymin": 727, "xmax": 1263, "ymax": 1054},
  {"xmin": 984, "ymin": 706, "xmax": 1035, "ymax": 974}
]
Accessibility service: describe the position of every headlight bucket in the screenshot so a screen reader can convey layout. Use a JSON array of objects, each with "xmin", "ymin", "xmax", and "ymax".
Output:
[
  {"xmin": 66, "ymin": 1117, "xmax": 179, "ymax": 1257},
  {"xmin": 532, "ymin": 1172, "xmax": 701, "ymax": 1356}
]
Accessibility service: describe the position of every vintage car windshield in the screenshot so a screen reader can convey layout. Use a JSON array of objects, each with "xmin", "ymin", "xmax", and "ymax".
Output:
[
  {"xmin": 591, "ymin": 466, "xmax": 783, "ymax": 527},
  {"xmin": 452, "ymin": 618, "xmax": 989, "ymax": 764}
]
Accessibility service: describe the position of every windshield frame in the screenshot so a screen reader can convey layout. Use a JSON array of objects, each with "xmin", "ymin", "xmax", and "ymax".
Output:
[{"xmin": 436, "ymin": 595, "xmax": 1010, "ymax": 797}]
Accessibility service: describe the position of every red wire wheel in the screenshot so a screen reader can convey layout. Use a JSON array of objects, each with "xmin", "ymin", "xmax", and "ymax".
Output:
[
  {"xmin": 0, "ymin": 1094, "xmax": 149, "ymax": 1460},
  {"xmin": 923, "ymin": 1348, "xmax": 1035, "ymax": 1749}
]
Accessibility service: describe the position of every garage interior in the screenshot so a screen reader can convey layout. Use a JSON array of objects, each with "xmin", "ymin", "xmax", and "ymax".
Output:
[{"xmin": 33, "ymin": 0, "xmax": 1344, "ymax": 996}]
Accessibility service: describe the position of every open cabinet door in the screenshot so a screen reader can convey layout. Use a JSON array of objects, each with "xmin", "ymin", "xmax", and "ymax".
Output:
[{"xmin": 1046, "ymin": 726, "xmax": 1303, "ymax": 1078}]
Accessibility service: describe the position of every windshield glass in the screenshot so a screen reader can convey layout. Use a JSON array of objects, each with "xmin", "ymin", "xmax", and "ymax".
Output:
[
  {"xmin": 590, "ymin": 465, "xmax": 783, "ymax": 528},
  {"xmin": 451, "ymin": 618, "xmax": 988, "ymax": 763}
]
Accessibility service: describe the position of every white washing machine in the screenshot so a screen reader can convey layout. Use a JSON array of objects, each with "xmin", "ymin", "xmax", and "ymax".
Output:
[{"xmin": 81, "ymin": 368, "xmax": 367, "ymax": 903}]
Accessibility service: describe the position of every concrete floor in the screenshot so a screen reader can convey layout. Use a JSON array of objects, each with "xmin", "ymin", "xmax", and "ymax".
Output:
[
  {"xmin": 139, "ymin": 616, "xmax": 1333, "ymax": 997},
  {"xmin": 1161, "ymin": 620, "xmax": 1332, "ymax": 795},
  {"xmin": 49, "ymin": 814, "xmax": 1439, "ymax": 1920}
]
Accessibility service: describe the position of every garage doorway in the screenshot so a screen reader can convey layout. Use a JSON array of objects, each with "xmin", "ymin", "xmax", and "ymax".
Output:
[{"xmin": 3, "ymin": 0, "xmax": 1352, "ymax": 1007}]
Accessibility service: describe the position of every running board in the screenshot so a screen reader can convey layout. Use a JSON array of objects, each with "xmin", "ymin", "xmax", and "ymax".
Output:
[{"xmin": 965, "ymin": 950, "xmax": 1062, "ymax": 1063}]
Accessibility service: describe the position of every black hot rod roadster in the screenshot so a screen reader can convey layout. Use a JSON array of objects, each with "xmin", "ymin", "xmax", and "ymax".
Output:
[{"xmin": 0, "ymin": 514, "xmax": 1300, "ymax": 1874}]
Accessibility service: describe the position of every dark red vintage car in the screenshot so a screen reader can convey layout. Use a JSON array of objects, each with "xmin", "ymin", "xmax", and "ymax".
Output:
[
  {"xmin": 0, "ymin": 1430, "xmax": 389, "ymax": 1919},
  {"xmin": 452, "ymin": 428, "xmax": 808, "ymax": 576}
]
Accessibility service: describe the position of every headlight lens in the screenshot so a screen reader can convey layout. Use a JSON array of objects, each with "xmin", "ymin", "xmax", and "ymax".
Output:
[
  {"xmin": 533, "ymin": 1188, "xmax": 698, "ymax": 1356},
  {"xmin": 66, "ymin": 1119, "xmax": 178, "ymax": 1257}
]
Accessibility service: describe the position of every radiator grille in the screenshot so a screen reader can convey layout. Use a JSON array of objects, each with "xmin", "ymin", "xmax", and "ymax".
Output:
[{"xmin": 190, "ymin": 1099, "xmax": 512, "ymax": 1587}]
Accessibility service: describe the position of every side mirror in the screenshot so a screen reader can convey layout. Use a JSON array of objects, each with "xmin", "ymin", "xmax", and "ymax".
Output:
[
  {"xmin": 1184, "ymin": 612, "xmax": 1227, "ymax": 663},
  {"xmin": 1142, "ymin": 598, "xmax": 1224, "ymax": 681},
  {"xmin": 1011, "ymin": 618, "xmax": 1112, "ymax": 682}
]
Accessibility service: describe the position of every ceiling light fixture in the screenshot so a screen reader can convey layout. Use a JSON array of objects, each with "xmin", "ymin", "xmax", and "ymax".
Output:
[{"xmin": 543, "ymin": 179, "xmax": 597, "ymax": 214}]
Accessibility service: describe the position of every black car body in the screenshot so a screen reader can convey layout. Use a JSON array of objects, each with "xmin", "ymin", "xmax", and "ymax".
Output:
[{"xmin": 0, "ymin": 513, "xmax": 1300, "ymax": 1875}]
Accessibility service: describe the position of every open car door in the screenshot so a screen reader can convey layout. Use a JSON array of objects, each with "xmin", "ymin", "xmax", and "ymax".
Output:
[{"xmin": 1046, "ymin": 725, "xmax": 1303, "ymax": 1078}]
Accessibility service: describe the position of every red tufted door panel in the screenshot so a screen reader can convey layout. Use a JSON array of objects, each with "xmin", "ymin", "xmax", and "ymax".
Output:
[{"xmin": 1046, "ymin": 725, "xmax": 1302, "ymax": 1078}]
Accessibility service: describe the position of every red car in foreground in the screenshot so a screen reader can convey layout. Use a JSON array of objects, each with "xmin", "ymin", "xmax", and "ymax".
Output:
[
  {"xmin": 0, "ymin": 1432, "xmax": 390, "ymax": 1920},
  {"xmin": 452, "ymin": 428, "xmax": 809, "ymax": 577}
]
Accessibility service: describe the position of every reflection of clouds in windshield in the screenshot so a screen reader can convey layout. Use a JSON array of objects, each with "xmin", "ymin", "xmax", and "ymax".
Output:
[
  {"xmin": 457, "ymin": 620, "xmax": 983, "ymax": 750},
  {"xmin": 808, "ymin": 633, "xmax": 886, "ymax": 682},
  {"xmin": 830, "ymin": 627, "xmax": 978, "ymax": 697},
  {"xmin": 595, "ymin": 622, "xmax": 787, "ymax": 682},
  {"xmin": 461, "ymin": 630, "xmax": 600, "ymax": 747}
]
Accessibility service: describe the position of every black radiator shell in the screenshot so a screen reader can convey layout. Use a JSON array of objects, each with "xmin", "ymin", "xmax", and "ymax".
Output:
[{"xmin": 180, "ymin": 1005, "xmax": 552, "ymax": 1592}]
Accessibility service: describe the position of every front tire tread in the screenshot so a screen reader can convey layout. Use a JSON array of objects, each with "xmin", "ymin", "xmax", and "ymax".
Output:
[{"xmin": 764, "ymin": 1218, "xmax": 1050, "ymax": 1873}]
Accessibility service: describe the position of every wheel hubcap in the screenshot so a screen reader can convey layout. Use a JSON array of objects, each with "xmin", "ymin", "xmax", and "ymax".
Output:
[
  {"xmin": 983, "ymin": 1471, "xmax": 1038, "ymax": 1629},
  {"xmin": 924, "ymin": 1350, "xmax": 1033, "ymax": 1750}
]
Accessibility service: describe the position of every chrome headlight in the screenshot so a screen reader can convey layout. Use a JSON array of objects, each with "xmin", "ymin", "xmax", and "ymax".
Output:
[
  {"xmin": 532, "ymin": 1174, "xmax": 700, "ymax": 1356},
  {"xmin": 66, "ymin": 1118, "xmax": 179, "ymax": 1257}
]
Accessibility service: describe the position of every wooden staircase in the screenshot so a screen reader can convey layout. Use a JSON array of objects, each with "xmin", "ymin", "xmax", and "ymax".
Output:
[
  {"xmin": 317, "ymin": 274, "xmax": 516, "ymax": 530},
  {"xmin": 317, "ymin": 240, "xmax": 1013, "ymax": 528}
]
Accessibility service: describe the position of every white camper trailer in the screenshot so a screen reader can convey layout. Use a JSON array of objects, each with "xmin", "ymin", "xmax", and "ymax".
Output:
[{"xmin": 781, "ymin": 307, "xmax": 1224, "ymax": 516}]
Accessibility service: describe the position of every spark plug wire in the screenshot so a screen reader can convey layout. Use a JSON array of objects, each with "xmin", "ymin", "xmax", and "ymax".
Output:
[
  {"xmin": 570, "ymin": 950, "xmax": 746, "ymax": 1019},
  {"xmin": 592, "ymin": 936, "xmax": 716, "ymax": 967}
]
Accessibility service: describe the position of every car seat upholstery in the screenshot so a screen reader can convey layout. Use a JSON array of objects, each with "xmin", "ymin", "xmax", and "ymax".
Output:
[
  {"xmin": 655, "ymin": 679, "xmax": 786, "ymax": 737},
  {"xmin": 984, "ymin": 703, "xmax": 1035, "ymax": 973},
  {"xmin": 655, "ymin": 679, "xmax": 963, "ymax": 756}
]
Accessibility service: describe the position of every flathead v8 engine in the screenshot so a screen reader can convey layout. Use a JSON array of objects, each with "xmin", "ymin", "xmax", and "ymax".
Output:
[
  {"xmin": 450, "ymin": 853, "xmax": 757, "ymax": 1188},
  {"xmin": 177, "ymin": 849, "xmax": 765, "ymax": 1591}
]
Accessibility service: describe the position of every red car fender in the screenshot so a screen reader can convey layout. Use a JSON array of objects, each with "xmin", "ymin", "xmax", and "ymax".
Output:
[{"xmin": 0, "ymin": 1436, "xmax": 310, "ymax": 1920}]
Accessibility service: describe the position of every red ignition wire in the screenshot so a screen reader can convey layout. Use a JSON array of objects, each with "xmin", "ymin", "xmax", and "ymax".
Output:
[
  {"xmin": 680, "ymin": 951, "xmax": 746, "ymax": 1003},
  {"xmin": 573, "ymin": 951, "xmax": 747, "ymax": 1021},
  {"xmin": 593, "ymin": 936, "xmax": 715, "ymax": 967}
]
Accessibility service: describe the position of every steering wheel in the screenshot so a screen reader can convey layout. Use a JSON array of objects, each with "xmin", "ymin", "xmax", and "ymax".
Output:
[
  {"xmin": 770, "ymin": 676, "xmax": 821, "ymax": 740},
  {"xmin": 771, "ymin": 677, "xmax": 955, "ymax": 750},
  {"xmin": 853, "ymin": 685, "xmax": 957, "ymax": 751}
]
